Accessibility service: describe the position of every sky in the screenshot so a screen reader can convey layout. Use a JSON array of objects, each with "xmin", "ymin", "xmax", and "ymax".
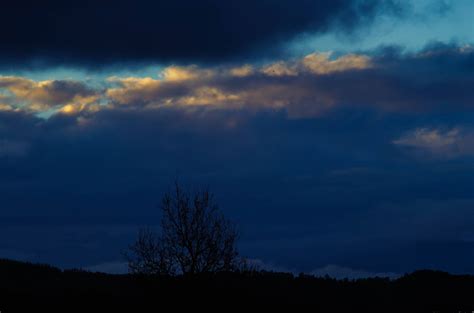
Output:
[{"xmin": 0, "ymin": 0, "xmax": 473, "ymax": 277}]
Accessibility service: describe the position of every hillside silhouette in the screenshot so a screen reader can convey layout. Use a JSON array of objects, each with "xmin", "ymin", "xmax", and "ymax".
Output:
[
  {"xmin": 0, "ymin": 258, "xmax": 473, "ymax": 313},
  {"xmin": 2, "ymin": 184, "xmax": 473, "ymax": 312}
]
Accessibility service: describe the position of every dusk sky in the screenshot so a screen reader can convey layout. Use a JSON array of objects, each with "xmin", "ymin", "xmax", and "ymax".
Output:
[{"xmin": 0, "ymin": 0, "xmax": 473, "ymax": 277}]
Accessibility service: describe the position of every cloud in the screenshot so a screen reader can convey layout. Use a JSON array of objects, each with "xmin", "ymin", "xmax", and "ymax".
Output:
[
  {"xmin": 105, "ymin": 52, "xmax": 373, "ymax": 117},
  {"xmin": 0, "ymin": 140, "xmax": 29, "ymax": 158},
  {"xmin": 394, "ymin": 127, "xmax": 474, "ymax": 158},
  {"xmin": 302, "ymin": 52, "xmax": 372, "ymax": 74},
  {"xmin": 311, "ymin": 265, "xmax": 399, "ymax": 280},
  {"xmin": 0, "ymin": 0, "xmax": 406, "ymax": 67},
  {"xmin": 162, "ymin": 66, "xmax": 215, "ymax": 82},
  {"xmin": 362, "ymin": 199, "xmax": 474, "ymax": 242},
  {"xmin": 0, "ymin": 76, "xmax": 100, "ymax": 112},
  {"xmin": 0, "ymin": 94, "xmax": 14, "ymax": 111},
  {"xmin": 234, "ymin": 259, "xmax": 400, "ymax": 279},
  {"xmin": 0, "ymin": 97, "xmax": 473, "ymax": 272},
  {"xmin": 260, "ymin": 52, "xmax": 372, "ymax": 76},
  {"xmin": 1, "ymin": 44, "xmax": 472, "ymax": 120},
  {"xmin": 104, "ymin": 45, "xmax": 474, "ymax": 118}
]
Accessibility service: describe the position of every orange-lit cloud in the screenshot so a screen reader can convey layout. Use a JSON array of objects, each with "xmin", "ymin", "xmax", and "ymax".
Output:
[
  {"xmin": 301, "ymin": 53, "xmax": 371, "ymax": 74},
  {"xmin": 261, "ymin": 52, "xmax": 372, "ymax": 76},
  {"xmin": 162, "ymin": 66, "xmax": 214, "ymax": 81},
  {"xmin": 0, "ymin": 76, "xmax": 100, "ymax": 112},
  {"xmin": 229, "ymin": 65, "xmax": 254, "ymax": 77},
  {"xmin": 105, "ymin": 52, "xmax": 371, "ymax": 117},
  {"xmin": 2, "ymin": 46, "xmax": 473, "ymax": 120}
]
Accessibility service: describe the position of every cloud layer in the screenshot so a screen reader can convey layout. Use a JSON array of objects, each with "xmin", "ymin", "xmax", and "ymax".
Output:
[
  {"xmin": 2, "ymin": 44, "xmax": 472, "ymax": 119},
  {"xmin": 0, "ymin": 0, "xmax": 407, "ymax": 67},
  {"xmin": 0, "ymin": 43, "xmax": 472, "ymax": 273}
]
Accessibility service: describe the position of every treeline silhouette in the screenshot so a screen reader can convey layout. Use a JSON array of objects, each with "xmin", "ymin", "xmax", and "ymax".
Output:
[
  {"xmin": 1, "ymin": 258, "xmax": 474, "ymax": 313},
  {"xmin": 3, "ymin": 184, "xmax": 473, "ymax": 312}
]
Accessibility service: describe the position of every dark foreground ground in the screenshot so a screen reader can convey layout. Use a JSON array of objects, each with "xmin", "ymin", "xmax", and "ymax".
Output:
[{"xmin": 0, "ymin": 259, "xmax": 473, "ymax": 312}]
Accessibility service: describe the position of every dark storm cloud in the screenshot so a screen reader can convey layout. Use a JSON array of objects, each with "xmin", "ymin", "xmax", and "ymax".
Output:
[
  {"xmin": 0, "ymin": 0, "xmax": 406, "ymax": 68},
  {"xmin": 1, "ymin": 104, "xmax": 474, "ymax": 272}
]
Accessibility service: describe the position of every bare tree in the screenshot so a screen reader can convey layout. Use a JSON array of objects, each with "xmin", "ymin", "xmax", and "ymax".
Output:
[
  {"xmin": 125, "ymin": 182, "xmax": 240, "ymax": 275},
  {"xmin": 125, "ymin": 228, "xmax": 174, "ymax": 275}
]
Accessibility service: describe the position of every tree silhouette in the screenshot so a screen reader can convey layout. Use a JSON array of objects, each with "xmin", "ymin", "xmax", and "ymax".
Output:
[{"xmin": 126, "ymin": 182, "xmax": 239, "ymax": 275}]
